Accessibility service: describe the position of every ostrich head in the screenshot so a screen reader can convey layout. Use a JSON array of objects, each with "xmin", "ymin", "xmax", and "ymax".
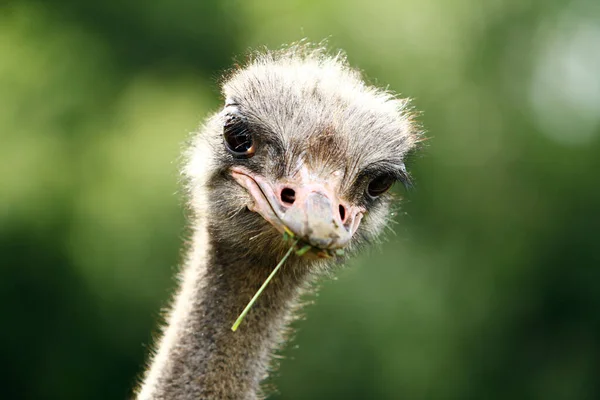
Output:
[
  {"xmin": 137, "ymin": 45, "xmax": 422, "ymax": 400},
  {"xmin": 185, "ymin": 46, "xmax": 420, "ymax": 270}
]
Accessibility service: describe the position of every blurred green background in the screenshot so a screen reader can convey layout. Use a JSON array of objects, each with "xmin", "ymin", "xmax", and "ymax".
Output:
[{"xmin": 1, "ymin": 0, "xmax": 599, "ymax": 399}]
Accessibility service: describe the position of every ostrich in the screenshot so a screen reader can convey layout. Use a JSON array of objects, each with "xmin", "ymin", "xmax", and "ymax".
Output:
[{"xmin": 135, "ymin": 44, "xmax": 420, "ymax": 400}]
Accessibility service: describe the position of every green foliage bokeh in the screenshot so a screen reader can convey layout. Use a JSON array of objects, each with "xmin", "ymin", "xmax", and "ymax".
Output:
[{"xmin": 1, "ymin": 0, "xmax": 599, "ymax": 399}]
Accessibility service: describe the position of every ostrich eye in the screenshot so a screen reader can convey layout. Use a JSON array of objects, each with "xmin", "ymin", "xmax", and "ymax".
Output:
[
  {"xmin": 223, "ymin": 115, "xmax": 255, "ymax": 158},
  {"xmin": 367, "ymin": 174, "xmax": 395, "ymax": 198}
]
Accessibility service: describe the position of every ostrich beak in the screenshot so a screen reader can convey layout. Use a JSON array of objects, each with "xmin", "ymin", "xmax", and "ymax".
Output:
[{"xmin": 230, "ymin": 166, "xmax": 364, "ymax": 250}]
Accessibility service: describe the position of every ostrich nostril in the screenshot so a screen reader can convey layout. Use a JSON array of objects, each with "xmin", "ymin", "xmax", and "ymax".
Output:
[
  {"xmin": 280, "ymin": 188, "xmax": 296, "ymax": 205},
  {"xmin": 338, "ymin": 204, "xmax": 346, "ymax": 222}
]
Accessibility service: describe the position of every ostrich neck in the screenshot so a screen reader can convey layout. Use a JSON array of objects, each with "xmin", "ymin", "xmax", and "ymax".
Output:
[{"xmin": 137, "ymin": 217, "xmax": 311, "ymax": 400}]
